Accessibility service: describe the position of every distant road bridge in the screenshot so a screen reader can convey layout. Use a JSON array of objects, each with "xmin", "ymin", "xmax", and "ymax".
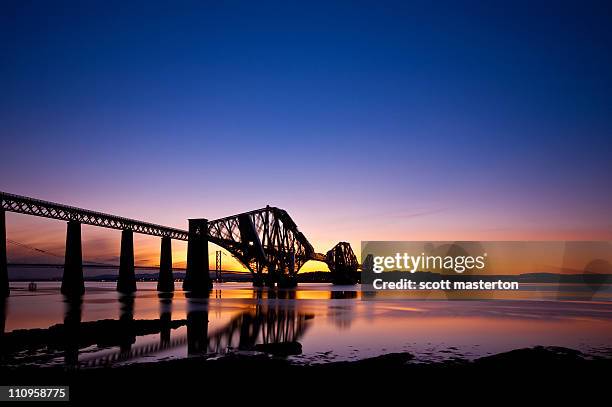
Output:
[{"xmin": 0, "ymin": 191, "xmax": 359, "ymax": 297}]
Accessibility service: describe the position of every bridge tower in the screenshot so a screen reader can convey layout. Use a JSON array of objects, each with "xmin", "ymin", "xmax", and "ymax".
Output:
[{"xmin": 215, "ymin": 250, "xmax": 222, "ymax": 282}]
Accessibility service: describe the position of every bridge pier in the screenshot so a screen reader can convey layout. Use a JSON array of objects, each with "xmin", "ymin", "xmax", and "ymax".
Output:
[
  {"xmin": 265, "ymin": 263, "xmax": 277, "ymax": 288},
  {"xmin": 252, "ymin": 273, "xmax": 265, "ymax": 287},
  {"xmin": 278, "ymin": 275, "xmax": 298, "ymax": 288},
  {"xmin": 278, "ymin": 252, "xmax": 297, "ymax": 288},
  {"xmin": 183, "ymin": 219, "xmax": 212, "ymax": 295},
  {"xmin": 61, "ymin": 221, "xmax": 84, "ymax": 297},
  {"xmin": 157, "ymin": 236, "xmax": 174, "ymax": 292},
  {"xmin": 0, "ymin": 209, "xmax": 8, "ymax": 297},
  {"xmin": 117, "ymin": 229, "xmax": 136, "ymax": 294}
]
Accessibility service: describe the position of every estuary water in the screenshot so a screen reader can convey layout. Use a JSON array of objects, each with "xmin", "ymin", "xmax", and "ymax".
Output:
[{"xmin": 2, "ymin": 281, "xmax": 612, "ymax": 368}]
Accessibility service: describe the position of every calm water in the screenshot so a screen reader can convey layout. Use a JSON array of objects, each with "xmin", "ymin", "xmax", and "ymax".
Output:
[{"xmin": 2, "ymin": 281, "xmax": 612, "ymax": 368}]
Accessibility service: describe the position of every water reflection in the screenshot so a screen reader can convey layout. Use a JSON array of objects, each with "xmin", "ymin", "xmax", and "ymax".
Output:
[
  {"xmin": 185, "ymin": 292, "xmax": 312, "ymax": 357},
  {"xmin": 0, "ymin": 288, "xmax": 315, "ymax": 367},
  {"xmin": 205, "ymin": 300, "xmax": 311, "ymax": 356},
  {"xmin": 186, "ymin": 297, "xmax": 209, "ymax": 355},
  {"xmin": 1, "ymin": 283, "xmax": 612, "ymax": 367},
  {"xmin": 329, "ymin": 290, "xmax": 357, "ymax": 329},
  {"xmin": 63, "ymin": 297, "xmax": 81, "ymax": 368},
  {"xmin": 159, "ymin": 296, "xmax": 172, "ymax": 346},
  {"xmin": 118, "ymin": 295, "xmax": 135, "ymax": 357},
  {"xmin": 252, "ymin": 288, "xmax": 297, "ymax": 300}
]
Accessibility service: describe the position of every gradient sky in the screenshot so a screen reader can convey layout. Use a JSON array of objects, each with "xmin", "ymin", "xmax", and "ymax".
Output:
[{"xmin": 1, "ymin": 1, "xmax": 612, "ymax": 272}]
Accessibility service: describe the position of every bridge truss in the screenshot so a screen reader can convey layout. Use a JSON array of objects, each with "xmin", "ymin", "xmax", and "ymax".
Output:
[
  {"xmin": 1, "ymin": 191, "xmax": 359, "ymax": 287},
  {"xmin": 1, "ymin": 191, "xmax": 188, "ymax": 240},
  {"xmin": 207, "ymin": 206, "xmax": 324, "ymax": 286}
]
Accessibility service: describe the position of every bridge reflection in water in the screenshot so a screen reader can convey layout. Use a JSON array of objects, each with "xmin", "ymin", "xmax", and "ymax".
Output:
[{"xmin": 54, "ymin": 291, "xmax": 315, "ymax": 368}]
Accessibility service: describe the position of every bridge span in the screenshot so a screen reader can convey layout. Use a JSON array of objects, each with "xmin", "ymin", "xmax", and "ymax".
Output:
[{"xmin": 0, "ymin": 191, "xmax": 359, "ymax": 297}]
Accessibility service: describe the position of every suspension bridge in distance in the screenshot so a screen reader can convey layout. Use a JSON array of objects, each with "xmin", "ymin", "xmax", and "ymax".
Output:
[{"xmin": 0, "ymin": 191, "xmax": 360, "ymax": 297}]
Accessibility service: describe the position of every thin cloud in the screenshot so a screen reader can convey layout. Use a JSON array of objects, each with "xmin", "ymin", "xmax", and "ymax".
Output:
[{"xmin": 386, "ymin": 208, "xmax": 449, "ymax": 219}]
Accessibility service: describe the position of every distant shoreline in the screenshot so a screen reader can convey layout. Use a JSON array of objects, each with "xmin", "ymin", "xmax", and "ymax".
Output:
[{"xmin": 7, "ymin": 270, "xmax": 612, "ymax": 284}]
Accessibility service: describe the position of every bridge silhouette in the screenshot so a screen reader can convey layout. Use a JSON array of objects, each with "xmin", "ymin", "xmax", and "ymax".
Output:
[{"xmin": 0, "ymin": 191, "xmax": 359, "ymax": 297}]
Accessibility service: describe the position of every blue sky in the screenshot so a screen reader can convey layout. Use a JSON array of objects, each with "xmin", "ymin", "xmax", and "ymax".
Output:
[{"xmin": 1, "ymin": 0, "xmax": 612, "ymax": 268}]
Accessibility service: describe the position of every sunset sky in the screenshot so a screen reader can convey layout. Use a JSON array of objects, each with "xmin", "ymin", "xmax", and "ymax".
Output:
[{"xmin": 1, "ymin": 1, "xmax": 612, "ymax": 273}]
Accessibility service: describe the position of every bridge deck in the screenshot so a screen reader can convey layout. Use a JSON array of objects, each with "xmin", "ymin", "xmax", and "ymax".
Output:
[{"xmin": 1, "ymin": 191, "xmax": 189, "ymax": 240}]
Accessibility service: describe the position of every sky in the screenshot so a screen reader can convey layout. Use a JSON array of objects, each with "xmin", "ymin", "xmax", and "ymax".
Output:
[{"xmin": 1, "ymin": 0, "xmax": 612, "ymax": 272}]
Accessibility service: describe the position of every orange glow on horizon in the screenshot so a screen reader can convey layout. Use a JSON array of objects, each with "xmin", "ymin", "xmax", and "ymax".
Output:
[{"xmin": 5, "ymin": 211, "xmax": 612, "ymax": 274}]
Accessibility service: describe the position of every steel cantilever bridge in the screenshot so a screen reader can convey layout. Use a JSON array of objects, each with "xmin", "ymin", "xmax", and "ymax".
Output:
[{"xmin": 0, "ymin": 191, "xmax": 360, "ymax": 297}]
